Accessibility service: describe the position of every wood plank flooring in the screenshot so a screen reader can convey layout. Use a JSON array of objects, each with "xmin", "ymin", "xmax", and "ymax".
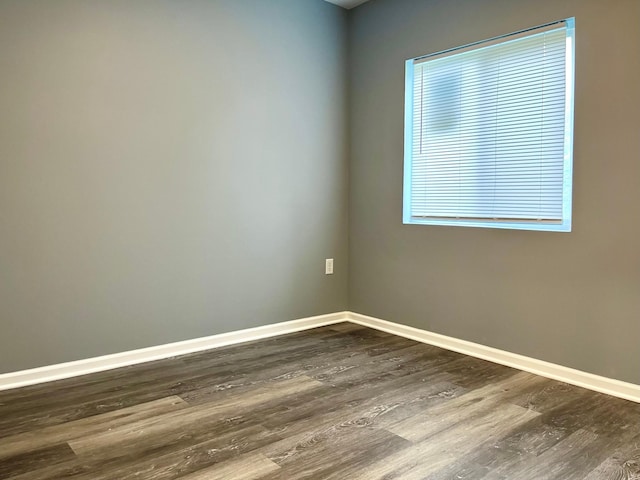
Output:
[{"xmin": 1, "ymin": 322, "xmax": 640, "ymax": 479}]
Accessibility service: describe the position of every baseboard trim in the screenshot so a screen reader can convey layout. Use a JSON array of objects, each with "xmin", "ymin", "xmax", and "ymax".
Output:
[
  {"xmin": 346, "ymin": 312, "xmax": 640, "ymax": 404},
  {"xmin": 3, "ymin": 310, "xmax": 639, "ymax": 403},
  {"xmin": 0, "ymin": 312, "xmax": 348, "ymax": 392}
]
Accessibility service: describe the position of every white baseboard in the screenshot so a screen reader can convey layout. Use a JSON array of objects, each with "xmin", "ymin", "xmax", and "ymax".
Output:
[
  {"xmin": 2, "ymin": 310, "xmax": 639, "ymax": 404},
  {"xmin": 0, "ymin": 312, "xmax": 348, "ymax": 392},
  {"xmin": 347, "ymin": 312, "xmax": 640, "ymax": 404}
]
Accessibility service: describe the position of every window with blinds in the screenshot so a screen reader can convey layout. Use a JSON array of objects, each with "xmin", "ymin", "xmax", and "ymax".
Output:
[{"xmin": 403, "ymin": 19, "xmax": 575, "ymax": 232}]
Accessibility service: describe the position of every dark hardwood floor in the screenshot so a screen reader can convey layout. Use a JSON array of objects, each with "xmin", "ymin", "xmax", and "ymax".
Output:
[{"xmin": 1, "ymin": 322, "xmax": 640, "ymax": 479}]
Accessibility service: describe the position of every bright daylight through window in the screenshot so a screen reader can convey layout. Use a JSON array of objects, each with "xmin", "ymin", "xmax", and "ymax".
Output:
[{"xmin": 403, "ymin": 19, "xmax": 575, "ymax": 231}]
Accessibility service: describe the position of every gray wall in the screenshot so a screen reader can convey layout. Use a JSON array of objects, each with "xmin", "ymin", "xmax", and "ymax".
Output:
[
  {"xmin": 3, "ymin": 0, "xmax": 639, "ymax": 386},
  {"xmin": 0, "ymin": 0, "xmax": 348, "ymax": 373},
  {"xmin": 349, "ymin": 0, "xmax": 640, "ymax": 384}
]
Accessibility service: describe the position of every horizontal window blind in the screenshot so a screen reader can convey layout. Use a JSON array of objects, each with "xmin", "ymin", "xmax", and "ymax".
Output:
[{"xmin": 404, "ymin": 20, "xmax": 574, "ymax": 230}]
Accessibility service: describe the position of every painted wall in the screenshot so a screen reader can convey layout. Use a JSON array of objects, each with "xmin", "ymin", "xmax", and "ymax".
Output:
[
  {"xmin": 0, "ymin": 0, "xmax": 348, "ymax": 373},
  {"xmin": 348, "ymin": 0, "xmax": 640, "ymax": 384}
]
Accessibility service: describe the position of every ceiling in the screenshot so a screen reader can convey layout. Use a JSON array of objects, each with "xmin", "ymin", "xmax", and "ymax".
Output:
[{"xmin": 324, "ymin": 0, "xmax": 371, "ymax": 9}]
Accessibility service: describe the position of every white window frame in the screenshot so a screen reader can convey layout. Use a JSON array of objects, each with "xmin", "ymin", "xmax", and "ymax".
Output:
[{"xmin": 403, "ymin": 18, "xmax": 576, "ymax": 232}]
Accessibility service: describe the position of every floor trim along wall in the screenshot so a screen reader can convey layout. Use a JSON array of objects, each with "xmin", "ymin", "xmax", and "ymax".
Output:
[
  {"xmin": 0, "ymin": 312, "xmax": 347, "ymax": 392},
  {"xmin": 1, "ymin": 311, "xmax": 639, "ymax": 404},
  {"xmin": 347, "ymin": 312, "xmax": 640, "ymax": 404}
]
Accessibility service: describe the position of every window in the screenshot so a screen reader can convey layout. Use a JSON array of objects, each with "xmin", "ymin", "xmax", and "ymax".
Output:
[{"xmin": 403, "ymin": 19, "xmax": 575, "ymax": 232}]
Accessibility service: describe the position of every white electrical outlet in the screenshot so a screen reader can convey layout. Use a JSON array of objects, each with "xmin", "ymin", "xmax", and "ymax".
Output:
[{"xmin": 325, "ymin": 258, "xmax": 334, "ymax": 275}]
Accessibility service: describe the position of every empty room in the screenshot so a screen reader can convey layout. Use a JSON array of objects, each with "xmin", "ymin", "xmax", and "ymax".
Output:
[{"xmin": 1, "ymin": 0, "xmax": 639, "ymax": 478}]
